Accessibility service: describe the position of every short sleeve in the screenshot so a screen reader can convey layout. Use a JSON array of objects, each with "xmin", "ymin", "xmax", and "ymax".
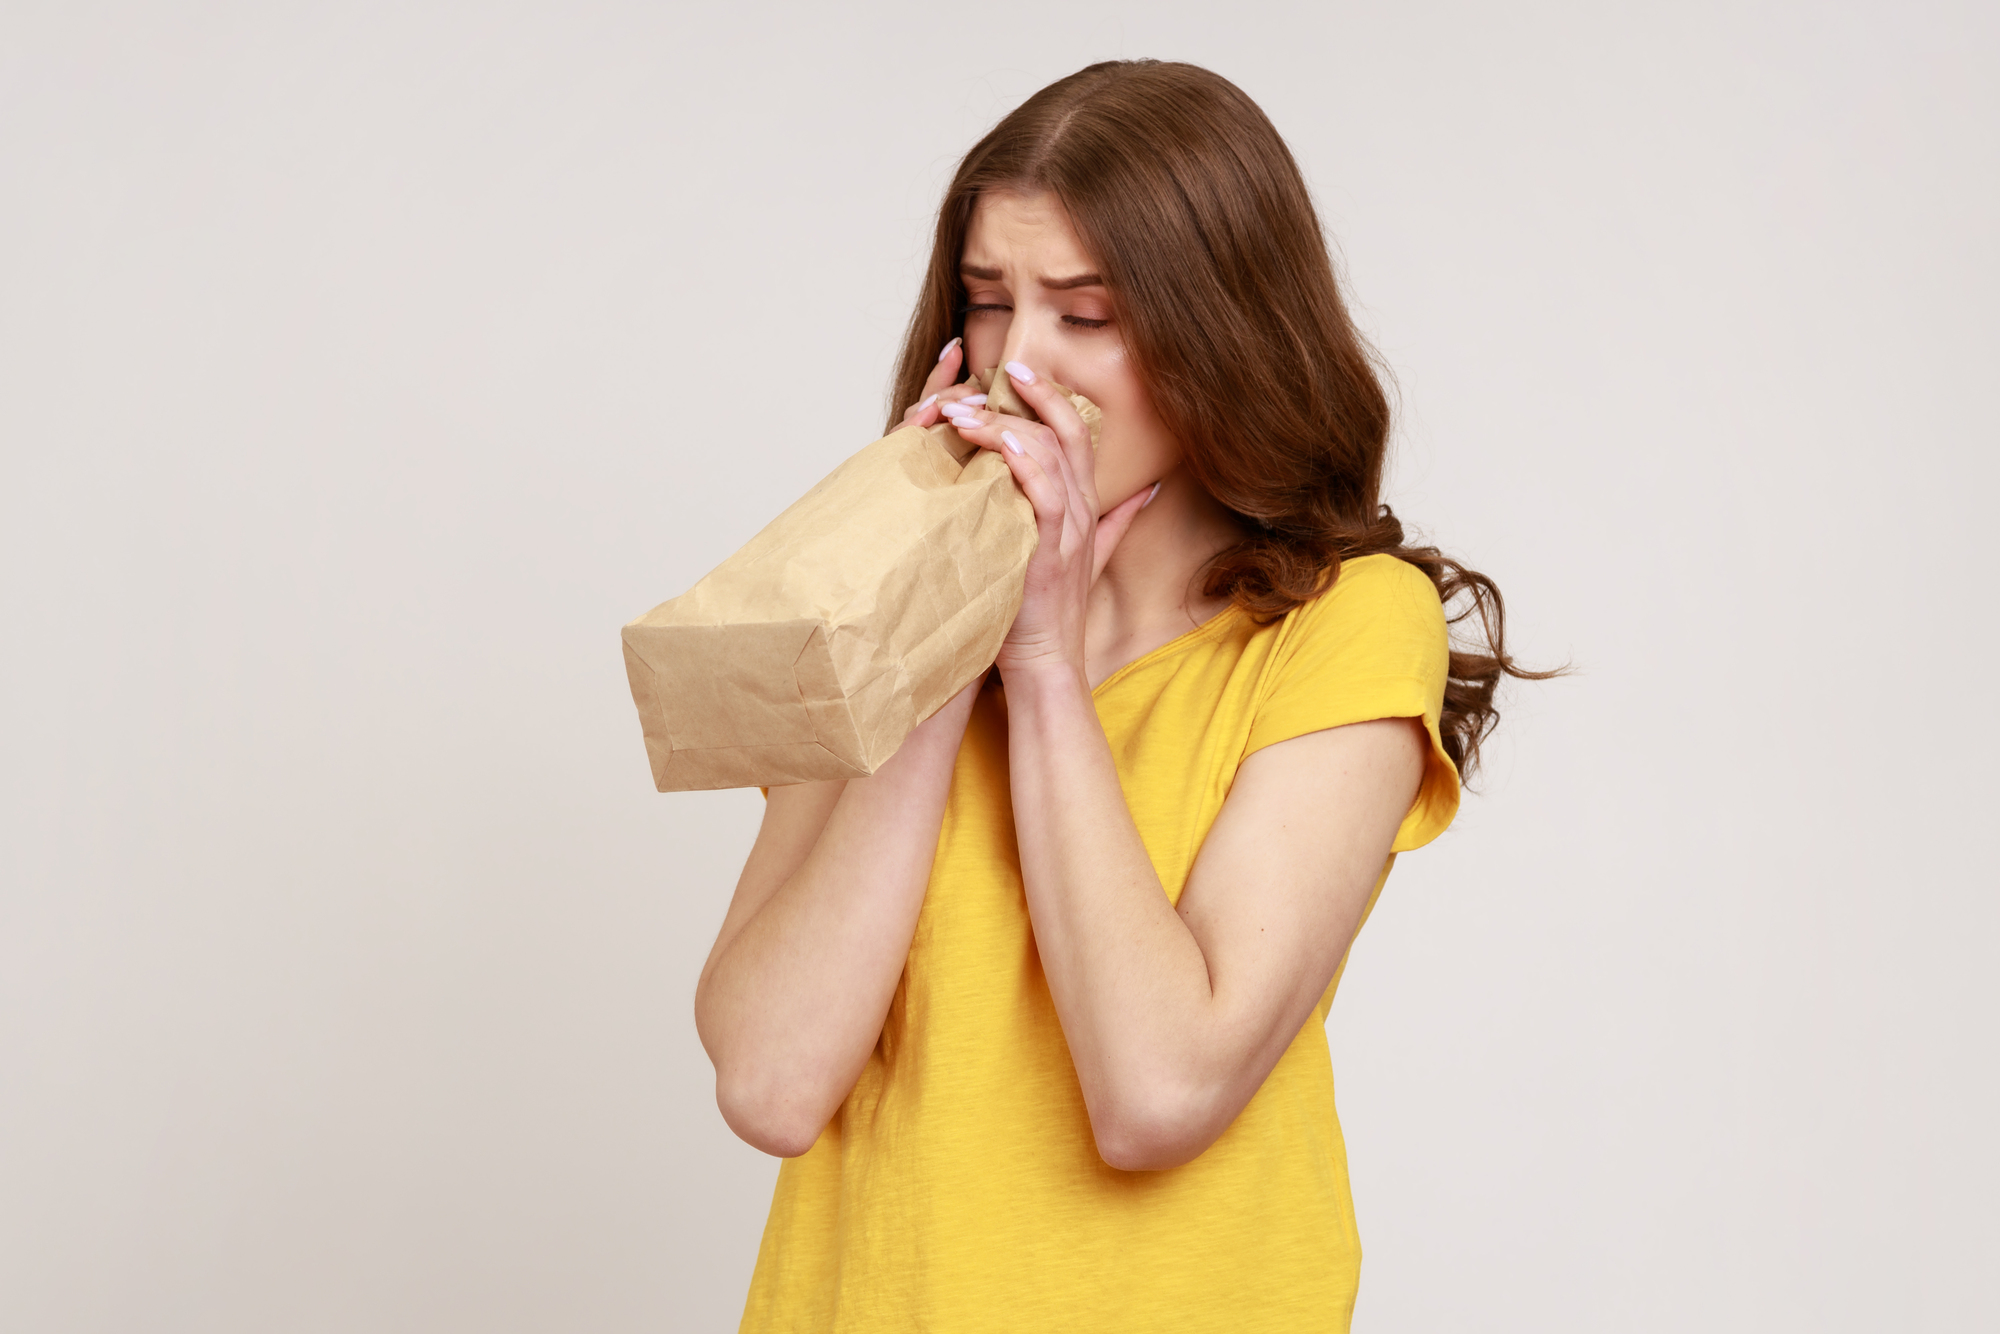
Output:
[{"xmin": 1242, "ymin": 555, "xmax": 1462, "ymax": 852}]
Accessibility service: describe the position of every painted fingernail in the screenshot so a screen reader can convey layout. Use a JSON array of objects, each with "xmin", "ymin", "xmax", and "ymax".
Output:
[
  {"xmin": 959, "ymin": 394, "xmax": 987, "ymax": 406},
  {"xmin": 1004, "ymin": 360, "xmax": 1036, "ymax": 384},
  {"xmin": 918, "ymin": 394, "xmax": 939, "ymax": 411},
  {"xmin": 941, "ymin": 402, "xmax": 973, "ymax": 417},
  {"xmin": 1002, "ymin": 430, "xmax": 1024, "ymax": 455},
  {"xmin": 938, "ymin": 337, "xmax": 962, "ymax": 362},
  {"xmin": 952, "ymin": 413, "xmax": 983, "ymax": 428},
  {"xmin": 1142, "ymin": 481, "xmax": 1161, "ymax": 508}
]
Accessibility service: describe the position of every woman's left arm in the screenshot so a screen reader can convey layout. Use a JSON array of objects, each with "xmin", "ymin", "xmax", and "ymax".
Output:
[
  {"xmin": 957, "ymin": 362, "xmax": 1426, "ymax": 1172},
  {"xmin": 1005, "ymin": 670, "xmax": 1423, "ymax": 1172}
]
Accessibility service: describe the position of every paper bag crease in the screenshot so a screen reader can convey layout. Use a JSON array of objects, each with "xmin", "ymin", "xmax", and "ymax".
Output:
[{"xmin": 622, "ymin": 368, "xmax": 1101, "ymax": 792}]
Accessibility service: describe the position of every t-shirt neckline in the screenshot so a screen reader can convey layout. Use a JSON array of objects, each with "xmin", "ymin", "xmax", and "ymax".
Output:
[{"xmin": 1089, "ymin": 601, "xmax": 1245, "ymax": 699}]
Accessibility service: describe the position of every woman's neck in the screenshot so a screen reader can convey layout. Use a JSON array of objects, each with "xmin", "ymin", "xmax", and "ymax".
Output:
[{"xmin": 1082, "ymin": 469, "xmax": 1245, "ymax": 689}]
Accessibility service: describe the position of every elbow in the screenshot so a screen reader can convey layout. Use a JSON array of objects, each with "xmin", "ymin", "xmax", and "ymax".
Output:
[
  {"xmin": 1088, "ymin": 1080, "xmax": 1226, "ymax": 1173},
  {"xmin": 695, "ymin": 987, "xmax": 832, "ymax": 1159},
  {"xmin": 714, "ymin": 1067, "xmax": 832, "ymax": 1159}
]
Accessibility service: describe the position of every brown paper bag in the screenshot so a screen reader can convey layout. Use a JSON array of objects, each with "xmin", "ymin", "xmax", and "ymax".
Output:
[{"xmin": 622, "ymin": 369, "xmax": 1101, "ymax": 792}]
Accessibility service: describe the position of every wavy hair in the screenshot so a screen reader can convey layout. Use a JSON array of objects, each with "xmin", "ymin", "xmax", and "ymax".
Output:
[{"xmin": 888, "ymin": 60, "xmax": 1554, "ymax": 779}]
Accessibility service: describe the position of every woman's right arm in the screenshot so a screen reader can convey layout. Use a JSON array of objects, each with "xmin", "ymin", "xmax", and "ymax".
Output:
[
  {"xmin": 693, "ymin": 673, "xmax": 980, "ymax": 1158},
  {"xmin": 694, "ymin": 341, "xmax": 983, "ymax": 1157}
]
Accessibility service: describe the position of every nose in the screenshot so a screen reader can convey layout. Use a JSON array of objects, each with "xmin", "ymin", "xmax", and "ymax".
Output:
[
  {"xmin": 998, "ymin": 312, "xmax": 1052, "ymax": 383},
  {"xmin": 998, "ymin": 319, "xmax": 1034, "ymax": 371}
]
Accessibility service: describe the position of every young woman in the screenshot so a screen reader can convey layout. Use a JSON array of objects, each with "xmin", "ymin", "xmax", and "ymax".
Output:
[{"xmin": 695, "ymin": 60, "xmax": 1536, "ymax": 1333}]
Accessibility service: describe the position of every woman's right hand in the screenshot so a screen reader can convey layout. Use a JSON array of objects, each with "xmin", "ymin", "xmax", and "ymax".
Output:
[{"xmin": 898, "ymin": 337, "xmax": 987, "ymax": 430}]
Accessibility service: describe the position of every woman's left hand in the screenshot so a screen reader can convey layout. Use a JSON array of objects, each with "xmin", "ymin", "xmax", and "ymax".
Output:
[{"xmin": 947, "ymin": 360, "xmax": 1154, "ymax": 683}]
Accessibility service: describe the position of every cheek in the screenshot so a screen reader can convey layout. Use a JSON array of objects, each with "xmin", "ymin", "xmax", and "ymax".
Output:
[
  {"xmin": 1090, "ymin": 406, "xmax": 1179, "ymax": 509},
  {"xmin": 1091, "ymin": 356, "xmax": 1176, "ymax": 492}
]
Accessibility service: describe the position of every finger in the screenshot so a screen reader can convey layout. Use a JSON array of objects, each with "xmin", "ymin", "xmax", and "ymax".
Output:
[
  {"xmin": 901, "ymin": 337, "xmax": 967, "ymax": 426},
  {"xmin": 961, "ymin": 413, "xmax": 1071, "ymax": 497},
  {"xmin": 1016, "ymin": 420, "xmax": 1096, "ymax": 555},
  {"xmin": 969, "ymin": 413, "xmax": 1094, "ymax": 557},
  {"xmin": 997, "ymin": 433, "xmax": 1069, "ymax": 532},
  {"xmin": 1090, "ymin": 482, "xmax": 1156, "ymax": 583},
  {"xmin": 959, "ymin": 412, "xmax": 1069, "ymax": 482},
  {"xmin": 1001, "ymin": 416, "xmax": 1079, "ymax": 497},
  {"xmin": 1043, "ymin": 434, "xmax": 1095, "ymax": 555},
  {"xmin": 954, "ymin": 413, "xmax": 1069, "ymax": 524},
  {"xmin": 998, "ymin": 426, "xmax": 1090, "ymax": 558},
  {"xmin": 1001, "ymin": 361, "xmax": 1098, "ymax": 506},
  {"xmin": 929, "ymin": 336, "xmax": 965, "ymax": 393},
  {"xmin": 913, "ymin": 385, "xmax": 988, "ymax": 432},
  {"xmin": 932, "ymin": 385, "xmax": 990, "ymax": 422}
]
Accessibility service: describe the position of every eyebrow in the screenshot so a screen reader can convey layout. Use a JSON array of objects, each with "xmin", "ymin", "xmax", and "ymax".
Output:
[{"xmin": 960, "ymin": 264, "xmax": 1104, "ymax": 291}]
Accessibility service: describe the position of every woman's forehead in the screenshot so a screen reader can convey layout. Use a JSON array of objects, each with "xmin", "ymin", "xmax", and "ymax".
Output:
[{"xmin": 962, "ymin": 189, "xmax": 1094, "ymax": 277}]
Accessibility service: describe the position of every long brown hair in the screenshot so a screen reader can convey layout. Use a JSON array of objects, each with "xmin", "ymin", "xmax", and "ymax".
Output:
[{"xmin": 888, "ymin": 60, "xmax": 1553, "ymax": 780}]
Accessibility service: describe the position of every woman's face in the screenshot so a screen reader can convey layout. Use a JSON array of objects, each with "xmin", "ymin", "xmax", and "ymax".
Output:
[{"xmin": 959, "ymin": 190, "xmax": 1177, "ymax": 513}]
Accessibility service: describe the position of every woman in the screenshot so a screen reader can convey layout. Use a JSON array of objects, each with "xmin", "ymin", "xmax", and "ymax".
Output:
[{"xmin": 695, "ymin": 60, "xmax": 1537, "ymax": 1332}]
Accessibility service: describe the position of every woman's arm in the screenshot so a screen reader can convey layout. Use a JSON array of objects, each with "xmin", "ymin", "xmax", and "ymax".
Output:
[
  {"xmin": 693, "ymin": 345, "xmax": 991, "ymax": 1158},
  {"xmin": 1006, "ymin": 672, "xmax": 1423, "ymax": 1170},
  {"xmin": 955, "ymin": 361, "xmax": 1425, "ymax": 1170},
  {"xmin": 694, "ymin": 678, "xmax": 979, "ymax": 1157}
]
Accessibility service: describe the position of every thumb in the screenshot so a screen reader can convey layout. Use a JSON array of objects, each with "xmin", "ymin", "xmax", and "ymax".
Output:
[{"xmin": 1090, "ymin": 482, "xmax": 1157, "ymax": 584}]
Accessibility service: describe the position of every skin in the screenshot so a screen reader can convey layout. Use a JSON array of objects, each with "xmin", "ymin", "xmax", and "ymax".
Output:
[{"xmin": 695, "ymin": 190, "xmax": 1426, "ymax": 1169}]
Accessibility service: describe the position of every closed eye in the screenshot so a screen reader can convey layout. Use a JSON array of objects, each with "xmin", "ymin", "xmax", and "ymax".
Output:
[{"xmin": 961, "ymin": 303, "xmax": 1106, "ymax": 328}]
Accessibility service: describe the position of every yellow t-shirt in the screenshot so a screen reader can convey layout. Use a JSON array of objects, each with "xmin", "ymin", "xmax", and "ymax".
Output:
[{"xmin": 739, "ymin": 553, "xmax": 1461, "ymax": 1333}]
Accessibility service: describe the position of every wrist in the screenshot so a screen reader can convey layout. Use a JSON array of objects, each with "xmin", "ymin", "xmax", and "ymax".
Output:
[
  {"xmin": 997, "ymin": 658, "xmax": 1092, "ymax": 708},
  {"xmin": 909, "ymin": 681, "xmax": 979, "ymax": 741},
  {"xmin": 872, "ymin": 679, "xmax": 979, "ymax": 782}
]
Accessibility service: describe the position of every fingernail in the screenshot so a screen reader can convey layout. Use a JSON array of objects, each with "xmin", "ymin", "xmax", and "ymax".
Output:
[
  {"xmin": 938, "ymin": 337, "xmax": 962, "ymax": 362},
  {"xmin": 1004, "ymin": 360, "xmax": 1035, "ymax": 384},
  {"xmin": 941, "ymin": 402, "xmax": 973, "ymax": 418},
  {"xmin": 1002, "ymin": 430, "xmax": 1024, "ymax": 455},
  {"xmin": 952, "ymin": 412, "xmax": 983, "ymax": 428},
  {"xmin": 918, "ymin": 394, "xmax": 938, "ymax": 411},
  {"xmin": 1142, "ymin": 481, "xmax": 1161, "ymax": 508},
  {"xmin": 959, "ymin": 394, "xmax": 987, "ymax": 406}
]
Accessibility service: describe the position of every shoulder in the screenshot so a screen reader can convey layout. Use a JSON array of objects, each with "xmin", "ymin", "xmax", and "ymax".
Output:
[
  {"xmin": 1249, "ymin": 554, "xmax": 1460, "ymax": 852},
  {"xmin": 1246, "ymin": 552, "xmax": 1450, "ymax": 735},
  {"xmin": 1272, "ymin": 554, "xmax": 1448, "ymax": 681},
  {"xmin": 1313, "ymin": 553, "xmax": 1443, "ymax": 620}
]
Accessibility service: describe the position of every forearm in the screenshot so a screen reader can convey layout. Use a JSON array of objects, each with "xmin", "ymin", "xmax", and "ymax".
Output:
[
  {"xmin": 696, "ymin": 692, "xmax": 973, "ymax": 1154},
  {"xmin": 1003, "ymin": 667, "xmax": 1235, "ymax": 1160}
]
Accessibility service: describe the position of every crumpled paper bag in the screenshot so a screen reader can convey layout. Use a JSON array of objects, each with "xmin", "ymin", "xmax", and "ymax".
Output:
[{"xmin": 622, "ymin": 368, "xmax": 1101, "ymax": 792}]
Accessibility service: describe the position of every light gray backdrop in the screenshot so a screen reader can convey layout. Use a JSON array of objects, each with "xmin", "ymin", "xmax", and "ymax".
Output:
[{"xmin": 3, "ymin": 1, "xmax": 1993, "ymax": 1330}]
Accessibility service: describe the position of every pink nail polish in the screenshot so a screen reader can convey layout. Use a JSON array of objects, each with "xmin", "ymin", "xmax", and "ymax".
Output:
[
  {"xmin": 919, "ymin": 394, "xmax": 939, "ymax": 411},
  {"xmin": 938, "ymin": 337, "xmax": 962, "ymax": 362},
  {"xmin": 1002, "ymin": 431, "xmax": 1024, "ymax": 455},
  {"xmin": 1004, "ymin": 360, "xmax": 1035, "ymax": 384},
  {"xmin": 1142, "ymin": 481, "xmax": 1161, "ymax": 508}
]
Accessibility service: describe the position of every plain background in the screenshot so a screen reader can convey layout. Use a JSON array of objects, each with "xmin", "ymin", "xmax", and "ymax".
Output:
[{"xmin": 3, "ymin": 1, "xmax": 1994, "ymax": 1330}]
